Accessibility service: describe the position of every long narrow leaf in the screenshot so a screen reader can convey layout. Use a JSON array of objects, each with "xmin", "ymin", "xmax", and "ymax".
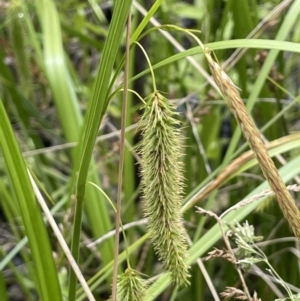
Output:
[
  {"xmin": 69, "ymin": 1, "xmax": 132, "ymax": 300},
  {"xmin": 0, "ymin": 100, "xmax": 63, "ymax": 301}
]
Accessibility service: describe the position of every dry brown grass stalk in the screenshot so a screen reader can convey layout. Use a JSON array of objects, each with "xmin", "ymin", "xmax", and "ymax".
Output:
[
  {"xmin": 206, "ymin": 53, "xmax": 300, "ymax": 241},
  {"xmin": 192, "ymin": 133, "xmax": 300, "ymax": 203}
]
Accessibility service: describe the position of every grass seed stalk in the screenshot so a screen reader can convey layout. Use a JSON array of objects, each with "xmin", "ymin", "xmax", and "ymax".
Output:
[{"xmin": 206, "ymin": 53, "xmax": 300, "ymax": 241}]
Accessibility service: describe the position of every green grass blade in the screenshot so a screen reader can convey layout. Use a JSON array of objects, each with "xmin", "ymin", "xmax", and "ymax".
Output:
[
  {"xmin": 0, "ymin": 272, "xmax": 8, "ymax": 301},
  {"xmin": 123, "ymin": 39, "xmax": 300, "ymax": 89},
  {"xmin": 0, "ymin": 100, "xmax": 63, "ymax": 301},
  {"xmin": 131, "ymin": 0, "xmax": 163, "ymax": 43},
  {"xmin": 76, "ymin": 0, "xmax": 133, "ymax": 177},
  {"xmin": 35, "ymin": 0, "xmax": 114, "ymax": 274},
  {"xmin": 35, "ymin": 0, "xmax": 82, "ymax": 142},
  {"xmin": 38, "ymin": 0, "xmax": 116, "ymax": 254},
  {"xmin": 69, "ymin": 1, "xmax": 132, "ymax": 300}
]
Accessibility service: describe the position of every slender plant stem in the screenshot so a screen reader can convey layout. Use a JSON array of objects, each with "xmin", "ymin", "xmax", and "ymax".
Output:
[
  {"xmin": 28, "ymin": 171, "xmax": 96, "ymax": 301},
  {"xmin": 196, "ymin": 208, "xmax": 252, "ymax": 300},
  {"xmin": 111, "ymin": 10, "xmax": 132, "ymax": 301},
  {"xmin": 134, "ymin": 41, "xmax": 157, "ymax": 91},
  {"xmin": 223, "ymin": 236, "xmax": 252, "ymax": 300},
  {"xmin": 206, "ymin": 55, "xmax": 300, "ymax": 241}
]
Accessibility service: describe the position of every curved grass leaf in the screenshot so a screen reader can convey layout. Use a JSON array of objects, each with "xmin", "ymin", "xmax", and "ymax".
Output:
[
  {"xmin": 0, "ymin": 100, "xmax": 62, "ymax": 301},
  {"xmin": 124, "ymin": 39, "xmax": 300, "ymax": 90},
  {"xmin": 69, "ymin": 1, "xmax": 132, "ymax": 300}
]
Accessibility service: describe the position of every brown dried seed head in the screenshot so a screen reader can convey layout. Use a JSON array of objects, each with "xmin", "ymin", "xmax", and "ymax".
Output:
[
  {"xmin": 209, "ymin": 57, "xmax": 300, "ymax": 241},
  {"xmin": 220, "ymin": 287, "xmax": 248, "ymax": 300},
  {"xmin": 206, "ymin": 248, "xmax": 236, "ymax": 263}
]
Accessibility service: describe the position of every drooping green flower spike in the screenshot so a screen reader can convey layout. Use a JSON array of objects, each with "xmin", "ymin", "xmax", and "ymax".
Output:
[
  {"xmin": 117, "ymin": 268, "xmax": 147, "ymax": 301},
  {"xmin": 139, "ymin": 91, "xmax": 190, "ymax": 287}
]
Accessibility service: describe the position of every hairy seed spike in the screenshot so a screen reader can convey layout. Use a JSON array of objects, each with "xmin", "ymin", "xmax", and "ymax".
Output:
[
  {"xmin": 139, "ymin": 91, "xmax": 190, "ymax": 286},
  {"xmin": 209, "ymin": 57, "xmax": 300, "ymax": 241},
  {"xmin": 116, "ymin": 268, "xmax": 147, "ymax": 301}
]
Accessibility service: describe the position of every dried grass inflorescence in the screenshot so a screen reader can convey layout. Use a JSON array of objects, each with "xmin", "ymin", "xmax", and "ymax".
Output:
[
  {"xmin": 206, "ymin": 248, "xmax": 236, "ymax": 263},
  {"xmin": 139, "ymin": 91, "xmax": 190, "ymax": 286},
  {"xmin": 207, "ymin": 54, "xmax": 300, "ymax": 241},
  {"xmin": 220, "ymin": 287, "xmax": 261, "ymax": 301},
  {"xmin": 116, "ymin": 268, "xmax": 147, "ymax": 301}
]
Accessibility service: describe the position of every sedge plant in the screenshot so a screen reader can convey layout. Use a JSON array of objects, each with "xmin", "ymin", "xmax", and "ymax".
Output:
[{"xmin": 136, "ymin": 42, "xmax": 190, "ymax": 287}]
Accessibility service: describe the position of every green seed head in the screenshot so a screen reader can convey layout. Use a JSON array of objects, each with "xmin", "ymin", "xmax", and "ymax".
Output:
[
  {"xmin": 117, "ymin": 268, "xmax": 147, "ymax": 301},
  {"xmin": 139, "ymin": 91, "xmax": 190, "ymax": 287}
]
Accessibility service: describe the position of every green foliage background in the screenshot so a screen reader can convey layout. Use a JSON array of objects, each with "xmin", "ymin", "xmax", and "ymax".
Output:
[{"xmin": 0, "ymin": 0, "xmax": 300, "ymax": 300}]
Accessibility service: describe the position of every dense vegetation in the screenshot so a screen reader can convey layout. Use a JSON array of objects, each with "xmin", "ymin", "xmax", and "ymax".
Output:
[{"xmin": 1, "ymin": 0, "xmax": 300, "ymax": 300}]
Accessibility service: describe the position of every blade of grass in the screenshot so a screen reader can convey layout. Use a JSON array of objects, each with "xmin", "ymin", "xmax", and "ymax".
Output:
[
  {"xmin": 0, "ymin": 99, "xmax": 63, "ymax": 301},
  {"xmin": 130, "ymin": 0, "xmax": 163, "ymax": 43},
  {"xmin": 0, "ymin": 195, "xmax": 68, "ymax": 272},
  {"xmin": 35, "ymin": 0, "xmax": 114, "ymax": 279},
  {"xmin": 0, "ymin": 272, "xmax": 8, "ymax": 301},
  {"xmin": 68, "ymin": 1, "xmax": 132, "ymax": 300},
  {"xmin": 106, "ymin": 2, "xmax": 164, "ymax": 224},
  {"xmin": 125, "ymin": 39, "xmax": 300, "ymax": 90},
  {"xmin": 35, "ymin": 0, "xmax": 82, "ymax": 142},
  {"xmin": 111, "ymin": 9, "xmax": 132, "ymax": 301}
]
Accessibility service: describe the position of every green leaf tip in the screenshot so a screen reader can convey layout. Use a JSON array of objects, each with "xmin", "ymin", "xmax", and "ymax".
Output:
[{"xmin": 139, "ymin": 91, "xmax": 190, "ymax": 287}]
